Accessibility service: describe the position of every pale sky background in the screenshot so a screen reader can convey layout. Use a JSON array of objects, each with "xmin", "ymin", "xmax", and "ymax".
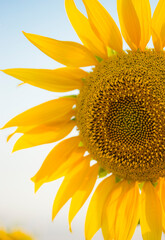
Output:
[{"xmin": 0, "ymin": 0, "xmax": 164, "ymax": 240}]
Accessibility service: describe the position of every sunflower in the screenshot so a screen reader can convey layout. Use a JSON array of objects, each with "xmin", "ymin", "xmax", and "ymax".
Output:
[
  {"xmin": 1, "ymin": 0, "xmax": 165, "ymax": 239},
  {"xmin": 0, "ymin": 229, "xmax": 33, "ymax": 240}
]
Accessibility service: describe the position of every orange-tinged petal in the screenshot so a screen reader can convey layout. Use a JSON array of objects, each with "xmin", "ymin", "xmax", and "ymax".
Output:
[
  {"xmin": 32, "ymin": 146, "xmax": 86, "ymax": 192},
  {"xmin": 85, "ymin": 174, "xmax": 116, "ymax": 240},
  {"xmin": 115, "ymin": 182, "xmax": 140, "ymax": 240},
  {"xmin": 23, "ymin": 32, "xmax": 98, "ymax": 67},
  {"xmin": 12, "ymin": 120, "xmax": 75, "ymax": 151},
  {"xmin": 152, "ymin": 0, "xmax": 165, "ymax": 51},
  {"xmin": 2, "ymin": 67, "xmax": 87, "ymax": 92},
  {"xmin": 2, "ymin": 97, "xmax": 76, "ymax": 128},
  {"xmin": 140, "ymin": 181, "xmax": 162, "ymax": 240},
  {"xmin": 69, "ymin": 163, "xmax": 98, "ymax": 231},
  {"xmin": 65, "ymin": 0, "xmax": 107, "ymax": 59},
  {"xmin": 131, "ymin": 0, "xmax": 151, "ymax": 51},
  {"xmin": 82, "ymin": 0, "xmax": 123, "ymax": 53},
  {"xmin": 52, "ymin": 157, "xmax": 90, "ymax": 220},
  {"xmin": 101, "ymin": 180, "xmax": 127, "ymax": 240},
  {"xmin": 117, "ymin": 0, "xmax": 141, "ymax": 50}
]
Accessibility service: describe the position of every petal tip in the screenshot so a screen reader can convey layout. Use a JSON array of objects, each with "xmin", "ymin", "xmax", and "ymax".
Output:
[
  {"xmin": 12, "ymin": 147, "xmax": 17, "ymax": 153},
  {"xmin": 69, "ymin": 224, "xmax": 72, "ymax": 233}
]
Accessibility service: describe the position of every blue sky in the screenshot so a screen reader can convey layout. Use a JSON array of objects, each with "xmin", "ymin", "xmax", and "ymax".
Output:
[{"xmin": 0, "ymin": 0, "xmax": 163, "ymax": 240}]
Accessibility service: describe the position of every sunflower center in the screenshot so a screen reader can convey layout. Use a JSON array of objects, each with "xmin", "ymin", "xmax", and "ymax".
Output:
[
  {"xmin": 105, "ymin": 96, "xmax": 154, "ymax": 146},
  {"xmin": 76, "ymin": 50, "xmax": 165, "ymax": 181}
]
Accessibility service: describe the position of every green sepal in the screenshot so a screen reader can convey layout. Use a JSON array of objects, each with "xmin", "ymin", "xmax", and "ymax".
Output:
[
  {"xmin": 152, "ymin": 182, "xmax": 158, "ymax": 187},
  {"xmin": 107, "ymin": 47, "xmax": 117, "ymax": 57},
  {"xmin": 115, "ymin": 176, "xmax": 121, "ymax": 183},
  {"xmin": 71, "ymin": 117, "xmax": 76, "ymax": 121},
  {"xmin": 63, "ymin": 95, "xmax": 77, "ymax": 98},
  {"xmin": 96, "ymin": 56, "xmax": 103, "ymax": 62},
  {"xmin": 78, "ymin": 141, "xmax": 84, "ymax": 147},
  {"xmin": 81, "ymin": 77, "xmax": 86, "ymax": 82},
  {"xmin": 99, "ymin": 167, "xmax": 108, "ymax": 178},
  {"xmin": 138, "ymin": 182, "xmax": 144, "ymax": 190}
]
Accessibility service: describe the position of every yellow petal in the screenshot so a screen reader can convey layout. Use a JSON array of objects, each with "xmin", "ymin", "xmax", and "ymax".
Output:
[
  {"xmin": 117, "ymin": 0, "xmax": 141, "ymax": 50},
  {"xmin": 33, "ymin": 146, "xmax": 86, "ymax": 192},
  {"xmin": 13, "ymin": 120, "xmax": 75, "ymax": 151},
  {"xmin": 157, "ymin": 179, "xmax": 165, "ymax": 215},
  {"xmin": 82, "ymin": 0, "xmax": 123, "ymax": 53},
  {"xmin": 85, "ymin": 174, "xmax": 116, "ymax": 240},
  {"xmin": 22, "ymin": 119, "xmax": 74, "ymax": 134},
  {"xmin": 2, "ymin": 97, "xmax": 76, "ymax": 128},
  {"xmin": 6, "ymin": 126, "xmax": 35, "ymax": 142},
  {"xmin": 140, "ymin": 181, "xmax": 162, "ymax": 240},
  {"xmin": 156, "ymin": 178, "xmax": 165, "ymax": 233},
  {"xmin": 101, "ymin": 180, "xmax": 127, "ymax": 240},
  {"xmin": 115, "ymin": 182, "xmax": 140, "ymax": 240},
  {"xmin": 151, "ymin": 28, "xmax": 162, "ymax": 51},
  {"xmin": 7, "ymin": 110, "xmax": 75, "ymax": 143},
  {"xmin": 32, "ymin": 136, "xmax": 80, "ymax": 180},
  {"xmin": 23, "ymin": 32, "xmax": 98, "ymax": 67},
  {"xmin": 47, "ymin": 149, "xmax": 87, "ymax": 182},
  {"xmin": 9, "ymin": 231, "xmax": 33, "ymax": 240},
  {"xmin": 152, "ymin": 0, "xmax": 165, "ymax": 51},
  {"xmin": 69, "ymin": 163, "xmax": 98, "ymax": 231},
  {"xmin": 0, "ymin": 230, "xmax": 12, "ymax": 240},
  {"xmin": 65, "ymin": 0, "xmax": 107, "ymax": 59},
  {"xmin": 131, "ymin": 0, "xmax": 151, "ymax": 51},
  {"xmin": 2, "ymin": 67, "xmax": 87, "ymax": 92},
  {"xmin": 52, "ymin": 157, "xmax": 90, "ymax": 220}
]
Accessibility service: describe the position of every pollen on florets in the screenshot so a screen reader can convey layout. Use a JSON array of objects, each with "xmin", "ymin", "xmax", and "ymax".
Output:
[{"xmin": 76, "ymin": 50, "xmax": 165, "ymax": 181}]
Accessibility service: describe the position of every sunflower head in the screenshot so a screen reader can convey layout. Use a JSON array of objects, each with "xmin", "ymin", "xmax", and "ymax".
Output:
[
  {"xmin": 77, "ymin": 50, "xmax": 165, "ymax": 181},
  {"xmin": 1, "ymin": 0, "xmax": 165, "ymax": 239}
]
